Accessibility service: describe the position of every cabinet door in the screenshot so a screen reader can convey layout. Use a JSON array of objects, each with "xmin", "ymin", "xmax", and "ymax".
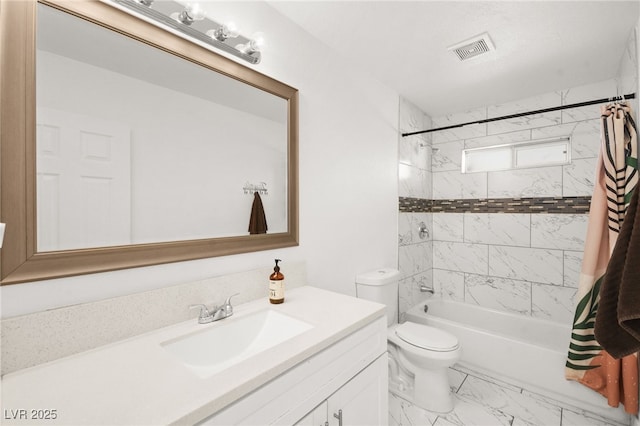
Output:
[
  {"xmin": 294, "ymin": 401, "xmax": 328, "ymax": 426},
  {"xmin": 328, "ymin": 354, "xmax": 388, "ymax": 426}
]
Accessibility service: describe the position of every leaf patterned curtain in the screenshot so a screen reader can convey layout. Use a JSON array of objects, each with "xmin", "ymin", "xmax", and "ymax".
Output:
[{"xmin": 565, "ymin": 103, "xmax": 638, "ymax": 414}]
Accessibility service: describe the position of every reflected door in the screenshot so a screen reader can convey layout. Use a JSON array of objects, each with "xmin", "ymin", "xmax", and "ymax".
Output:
[{"xmin": 36, "ymin": 108, "xmax": 132, "ymax": 251}]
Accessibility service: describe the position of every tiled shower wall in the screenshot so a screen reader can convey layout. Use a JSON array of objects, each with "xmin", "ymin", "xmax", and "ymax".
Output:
[
  {"xmin": 398, "ymin": 73, "xmax": 638, "ymax": 325},
  {"xmin": 427, "ymin": 79, "xmax": 614, "ymax": 325},
  {"xmin": 398, "ymin": 98, "xmax": 433, "ymax": 319}
]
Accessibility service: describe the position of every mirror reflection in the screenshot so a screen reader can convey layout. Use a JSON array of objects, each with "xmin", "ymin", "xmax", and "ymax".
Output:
[{"xmin": 36, "ymin": 3, "xmax": 288, "ymax": 252}]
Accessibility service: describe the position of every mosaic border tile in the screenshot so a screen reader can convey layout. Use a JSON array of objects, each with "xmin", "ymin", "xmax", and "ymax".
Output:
[{"xmin": 399, "ymin": 196, "xmax": 591, "ymax": 214}]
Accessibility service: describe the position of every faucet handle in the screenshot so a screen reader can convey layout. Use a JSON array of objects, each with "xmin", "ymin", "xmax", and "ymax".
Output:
[
  {"xmin": 224, "ymin": 293, "xmax": 240, "ymax": 306},
  {"xmin": 189, "ymin": 304, "xmax": 213, "ymax": 323},
  {"xmin": 222, "ymin": 293, "xmax": 240, "ymax": 316}
]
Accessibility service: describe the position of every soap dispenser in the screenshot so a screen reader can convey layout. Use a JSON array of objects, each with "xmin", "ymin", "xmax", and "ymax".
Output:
[{"xmin": 269, "ymin": 259, "xmax": 285, "ymax": 304}]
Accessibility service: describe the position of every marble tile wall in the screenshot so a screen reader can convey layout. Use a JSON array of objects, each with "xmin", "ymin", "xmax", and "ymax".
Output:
[
  {"xmin": 429, "ymin": 79, "xmax": 621, "ymax": 325},
  {"xmin": 398, "ymin": 78, "xmax": 640, "ymax": 326},
  {"xmin": 398, "ymin": 99, "xmax": 434, "ymax": 319},
  {"xmin": 618, "ymin": 26, "xmax": 639, "ymax": 115}
]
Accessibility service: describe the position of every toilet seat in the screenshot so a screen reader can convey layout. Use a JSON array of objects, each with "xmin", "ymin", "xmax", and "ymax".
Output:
[{"xmin": 395, "ymin": 321, "xmax": 459, "ymax": 352}]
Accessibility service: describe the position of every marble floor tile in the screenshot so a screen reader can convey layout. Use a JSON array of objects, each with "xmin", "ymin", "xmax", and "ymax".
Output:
[
  {"xmin": 433, "ymin": 417, "xmax": 459, "ymax": 426},
  {"xmin": 561, "ymin": 408, "xmax": 629, "ymax": 426},
  {"xmin": 447, "ymin": 367, "xmax": 467, "ymax": 393},
  {"xmin": 389, "ymin": 392, "xmax": 439, "ymax": 426},
  {"xmin": 450, "ymin": 365, "xmax": 522, "ymax": 393},
  {"xmin": 389, "ymin": 392, "xmax": 403, "ymax": 426},
  {"xmin": 511, "ymin": 417, "xmax": 556, "ymax": 426},
  {"xmin": 440, "ymin": 394, "xmax": 513, "ymax": 426},
  {"xmin": 455, "ymin": 375, "xmax": 562, "ymax": 425},
  {"xmin": 389, "ymin": 365, "xmax": 628, "ymax": 426}
]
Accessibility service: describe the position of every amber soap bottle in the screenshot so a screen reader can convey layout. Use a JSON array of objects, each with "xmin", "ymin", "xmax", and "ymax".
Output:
[{"xmin": 269, "ymin": 259, "xmax": 285, "ymax": 304}]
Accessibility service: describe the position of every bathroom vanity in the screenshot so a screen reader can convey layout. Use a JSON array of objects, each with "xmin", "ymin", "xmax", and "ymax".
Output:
[{"xmin": 0, "ymin": 287, "xmax": 387, "ymax": 425}]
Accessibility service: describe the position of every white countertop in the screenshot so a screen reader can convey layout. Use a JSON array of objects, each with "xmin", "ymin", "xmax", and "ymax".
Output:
[{"xmin": 0, "ymin": 286, "xmax": 385, "ymax": 425}]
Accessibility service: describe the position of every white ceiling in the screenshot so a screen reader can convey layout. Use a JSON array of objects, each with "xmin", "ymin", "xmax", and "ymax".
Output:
[{"xmin": 268, "ymin": 1, "xmax": 640, "ymax": 116}]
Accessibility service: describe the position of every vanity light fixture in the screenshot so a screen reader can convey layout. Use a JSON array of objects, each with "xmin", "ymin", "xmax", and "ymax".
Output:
[{"xmin": 112, "ymin": 0, "xmax": 265, "ymax": 64}]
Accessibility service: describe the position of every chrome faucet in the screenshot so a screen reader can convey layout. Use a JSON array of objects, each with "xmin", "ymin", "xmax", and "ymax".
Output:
[
  {"xmin": 419, "ymin": 284, "xmax": 434, "ymax": 294},
  {"xmin": 190, "ymin": 293, "xmax": 239, "ymax": 324}
]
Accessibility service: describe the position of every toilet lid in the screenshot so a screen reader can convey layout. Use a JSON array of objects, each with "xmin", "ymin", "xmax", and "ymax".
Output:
[{"xmin": 395, "ymin": 322, "xmax": 459, "ymax": 352}]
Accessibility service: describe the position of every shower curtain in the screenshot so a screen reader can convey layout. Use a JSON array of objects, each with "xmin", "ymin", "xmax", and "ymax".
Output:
[{"xmin": 565, "ymin": 102, "xmax": 638, "ymax": 414}]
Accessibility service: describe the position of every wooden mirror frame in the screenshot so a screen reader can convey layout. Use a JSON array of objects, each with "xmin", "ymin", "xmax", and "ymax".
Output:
[{"xmin": 0, "ymin": 0, "xmax": 299, "ymax": 285}]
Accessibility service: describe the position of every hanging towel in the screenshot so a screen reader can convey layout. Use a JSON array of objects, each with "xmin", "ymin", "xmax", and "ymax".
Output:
[
  {"xmin": 248, "ymin": 192, "xmax": 268, "ymax": 235},
  {"xmin": 595, "ymin": 186, "xmax": 640, "ymax": 358},
  {"xmin": 565, "ymin": 103, "xmax": 638, "ymax": 415}
]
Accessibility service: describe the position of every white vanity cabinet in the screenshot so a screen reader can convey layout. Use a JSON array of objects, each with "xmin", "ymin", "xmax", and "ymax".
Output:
[
  {"xmin": 295, "ymin": 401, "xmax": 328, "ymax": 426},
  {"xmin": 325, "ymin": 354, "xmax": 388, "ymax": 426},
  {"xmin": 199, "ymin": 316, "xmax": 388, "ymax": 426},
  {"xmin": 295, "ymin": 355, "xmax": 387, "ymax": 426},
  {"xmin": 1, "ymin": 287, "xmax": 387, "ymax": 425}
]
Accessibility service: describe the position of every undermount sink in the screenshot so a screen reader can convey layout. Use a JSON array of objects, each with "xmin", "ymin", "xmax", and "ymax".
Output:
[{"xmin": 162, "ymin": 309, "xmax": 313, "ymax": 378}]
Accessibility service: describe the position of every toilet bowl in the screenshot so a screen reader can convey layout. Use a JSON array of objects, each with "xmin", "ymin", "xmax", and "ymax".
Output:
[
  {"xmin": 388, "ymin": 322, "xmax": 461, "ymax": 413},
  {"xmin": 355, "ymin": 268, "xmax": 461, "ymax": 413}
]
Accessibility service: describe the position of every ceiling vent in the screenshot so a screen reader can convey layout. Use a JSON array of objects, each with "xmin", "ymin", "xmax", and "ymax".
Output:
[{"xmin": 448, "ymin": 33, "xmax": 494, "ymax": 61}]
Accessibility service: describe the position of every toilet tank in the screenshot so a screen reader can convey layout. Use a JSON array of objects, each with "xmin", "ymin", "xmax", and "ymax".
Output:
[{"xmin": 355, "ymin": 268, "xmax": 400, "ymax": 326}]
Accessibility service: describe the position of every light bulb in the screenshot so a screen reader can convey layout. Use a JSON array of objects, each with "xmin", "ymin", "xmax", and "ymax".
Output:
[
  {"xmin": 225, "ymin": 22, "xmax": 240, "ymax": 38},
  {"xmin": 185, "ymin": 3, "xmax": 206, "ymax": 21},
  {"xmin": 249, "ymin": 32, "xmax": 266, "ymax": 50},
  {"xmin": 236, "ymin": 32, "xmax": 266, "ymax": 55},
  {"xmin": 206, "ymin": 22, "xmax": 240, "ymax": 42},
  {"xmin": 171, "ymin": 3, "xmax": 206, "ymax": 25}
]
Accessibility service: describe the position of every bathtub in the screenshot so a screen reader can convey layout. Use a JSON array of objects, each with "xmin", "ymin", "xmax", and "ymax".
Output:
[{"xmin": 404, "ymin": 299, "xmax": 629, "ymax": 424}]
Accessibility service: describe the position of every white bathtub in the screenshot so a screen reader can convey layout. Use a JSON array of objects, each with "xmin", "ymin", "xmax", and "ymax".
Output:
[{"xmin": 404, "ymin": 299, "xmax": 630, "ymax": 424}]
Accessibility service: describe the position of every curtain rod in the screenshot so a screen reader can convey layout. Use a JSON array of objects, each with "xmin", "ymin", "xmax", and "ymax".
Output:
[{"xmin": 401, "ymin": 93, "xmax": 636, "ymax": 137}]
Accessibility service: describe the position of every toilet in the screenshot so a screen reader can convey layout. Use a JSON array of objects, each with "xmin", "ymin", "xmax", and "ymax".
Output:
[{"xmin": 355, "ymin": 268, "xmax": 461, "ymax": 413}]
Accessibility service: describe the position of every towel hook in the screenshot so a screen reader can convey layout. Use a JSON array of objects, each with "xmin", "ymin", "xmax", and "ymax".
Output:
[{"xmin": 243, "ymin": 181, "xmax": 268, "ymax": 195}]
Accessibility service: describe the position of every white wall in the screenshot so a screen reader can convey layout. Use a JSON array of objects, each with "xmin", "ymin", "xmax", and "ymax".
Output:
[{"xmin": 0, "ymin": 1, "xmax": 399, "ymax": 318}]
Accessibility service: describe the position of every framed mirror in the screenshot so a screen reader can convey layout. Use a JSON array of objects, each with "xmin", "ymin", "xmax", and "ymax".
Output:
[{"xmin": 0, "ymin": 0, "xmax": 299, "ymax": 285}]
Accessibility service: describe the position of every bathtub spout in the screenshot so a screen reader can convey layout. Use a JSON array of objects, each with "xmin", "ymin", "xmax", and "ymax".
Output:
[{"xmin": 420, "ymin": 285, "xmax": 434, "ymax": 294}]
